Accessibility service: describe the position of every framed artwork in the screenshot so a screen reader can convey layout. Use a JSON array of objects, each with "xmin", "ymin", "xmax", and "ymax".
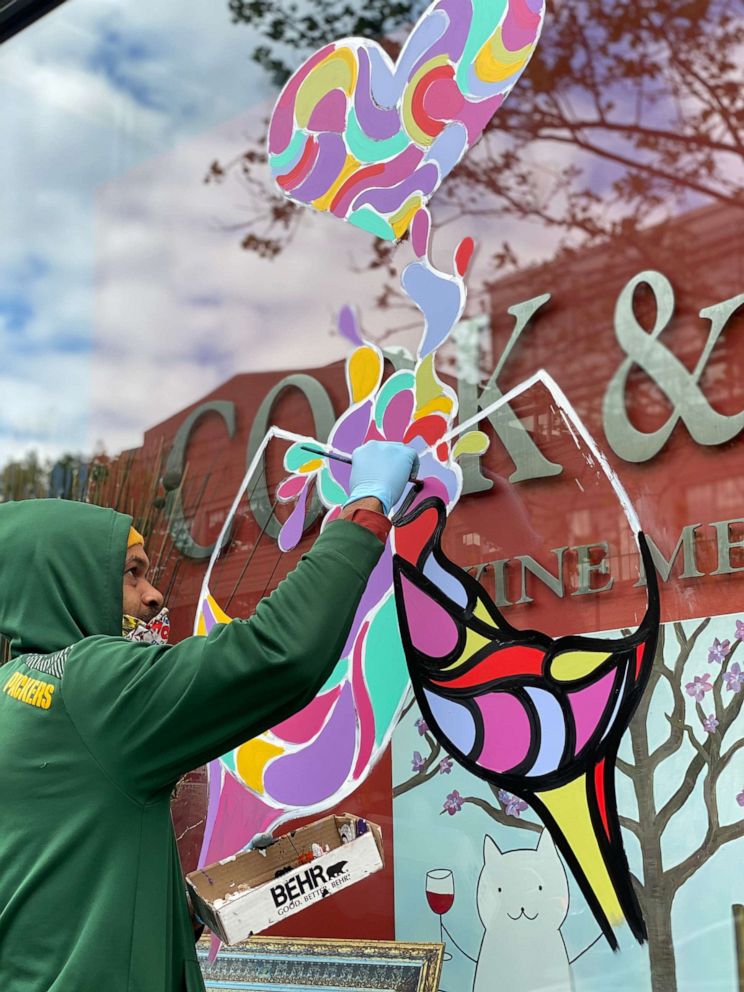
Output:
[{"xmin": 196, "ymin": 935, "xmax": 444, "ymax": 991}]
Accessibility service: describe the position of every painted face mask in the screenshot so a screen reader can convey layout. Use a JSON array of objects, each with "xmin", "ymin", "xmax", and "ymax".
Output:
[{"xmin": 121, "ymin": 607, "xmax": 171, "ymax": 645}]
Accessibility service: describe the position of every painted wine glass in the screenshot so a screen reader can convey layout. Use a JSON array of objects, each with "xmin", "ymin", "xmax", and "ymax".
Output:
[{"xmin": 425, "ymin": 868, "xmax": 454, "ymax": 960}]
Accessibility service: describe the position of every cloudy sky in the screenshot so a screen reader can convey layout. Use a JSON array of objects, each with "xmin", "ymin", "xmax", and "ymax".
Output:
[
  {"xmin": 0, "ymin": 0, "xmax": 576, "ymax": 462},
  {"xmin": 7, "ymin": 0, "xmax": 710, "ymax": 462},
  {"xmin": 0, "ymin": 0, "xmax": 280, "ymax": 460}
]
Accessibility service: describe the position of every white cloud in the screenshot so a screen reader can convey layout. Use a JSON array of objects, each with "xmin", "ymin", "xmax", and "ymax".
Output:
[{"xmin": 0, "ymin": 0, "xmax": 277, "ymax": 460}]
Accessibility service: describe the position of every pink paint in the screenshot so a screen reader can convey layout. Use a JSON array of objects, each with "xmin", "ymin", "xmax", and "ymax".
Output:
[
  {"xmin": 569, "ymin": 669, "xmax": 617, "ymax": 754},
  {"xmin": 277, "ymin": 475, "xmax": 307, "ymax": 500},
  {"xmin": 410, "ymin": 208, "xmax": 430, "ymax": 258},
  {"xmin": 400, "ymin": 574, "xmax": 459, "ymax": 657},
  {"xmin": 477, "ymin": 692, "xmax": 531, "ymax": 772},
  {"xmin": 423, "ymin": 76, "xmax": 464, "ymax": 121},
  {"xmin": 307, "ymin": 87, "xmax": 348, "ymax": 132},
  {"xmin": 351, "ymin": 621, "xmax": 376, "ymax": 780},
  {"xmin": 268, "ymin": 43, "xmax": 336, "ymax": 153},
  {"xmin": 273, "ymin": 684, "xmax": 342, "ymax": 744}
]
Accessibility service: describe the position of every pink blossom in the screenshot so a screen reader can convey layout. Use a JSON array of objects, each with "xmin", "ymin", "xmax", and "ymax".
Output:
[
  {"xmin": 723, "ymin": 663, "xmax": 743, "ymax": 694},
  {"xmin": 708, "ymin": 638, "xmax": 730, "ymax": 665},
  {"xmin": 686, "ymin": 674, "xmax": 713, "ymax": 702},
  {"xmin": 443, "ymin": 791, "xmax": 464, "ymax": 815},
  {"xmin": 702, "ymin": 714, "xmax": 719, "ymax": 734},
  {"xmin": 497, "ymin": 789, "xmax": 529, "ymax": 817}
]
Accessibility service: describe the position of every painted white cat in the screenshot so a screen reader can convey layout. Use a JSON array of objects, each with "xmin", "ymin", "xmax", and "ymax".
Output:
[{"xmin": 473, "ymin": 831, "xmax": 573, "ymax": 992}]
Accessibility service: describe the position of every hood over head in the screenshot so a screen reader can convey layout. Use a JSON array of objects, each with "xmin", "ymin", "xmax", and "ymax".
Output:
[{"xmin": 0, "ymin": 499, "xmax": 132, "ymax": 658}]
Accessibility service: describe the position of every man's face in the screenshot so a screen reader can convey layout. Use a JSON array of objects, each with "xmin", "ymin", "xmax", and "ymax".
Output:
[{"xmin": 122, "ymin": 544, "xmax": 164, "ymax": 621}]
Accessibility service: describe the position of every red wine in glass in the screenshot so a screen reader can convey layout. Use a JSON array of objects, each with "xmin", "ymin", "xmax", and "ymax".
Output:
[
  {"xmin": 426, "ymin": 890, "xmax": 455, "ymax": 915},
  {"xmin": 425, "ymin": 869, "xmax": 454, "ymax": 960}
]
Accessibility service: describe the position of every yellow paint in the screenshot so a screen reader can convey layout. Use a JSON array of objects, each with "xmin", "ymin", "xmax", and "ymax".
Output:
[
  {"xmin": 401, "ymin": 55, "xmax": 451, "ymax": 147},
  {"xmin": 197, "ymin": 592, "xmax": 233, "ymax": 636},
  {"xmin": 206, "ymin": 593, "xmax": 234, "ymax": 625},
  {"xmin": 475, "ymin": 30, "xmax": 532, "ymax": 84},
  {"xmin": 550, "ymin": 649, "xmax": 611, "ymax": 683},
  {"xmin": 414, "ymin": 396, "xmax": 454, "ymax": 420},
  {"xmin": 473, "ymin": 597, "xmax": 498, "ymax": 629},
  {"xmin": 453, "ymin": 431, "xmax": 489, "ymax": 458},
  {"xmin": 538, "ymin": 775, "xmax": 624, "ymax": 926},
  {"xmin": 311, "ymin": 152, "xmax": 360, "ymax": 212},
  {"xmin": 236, "ymin": 736, "xmax": 285, "ymax": 794},
  {"xmin": 348, "ymin": 345, "xmax": 383, "ymax": 403},
  {"xmin": 415, "ymin": 354, "xmax": 444, "ymax": 410},
  {"xmin": 295, "ymin": 48, "xmax": 357, "ymax": 128},
  {"xmin": 441, "ymin": 622, "xmax": 491, "ymax": 671},
  {"xmin": 391, "ymin": 195, "xmax": 423, "ymax": 239},
  {"xmin": 299, "ymin": 458, "xmax": 324, "ymax": 473}
]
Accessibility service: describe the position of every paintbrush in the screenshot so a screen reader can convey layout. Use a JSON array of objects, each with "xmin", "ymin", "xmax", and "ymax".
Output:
[{"xmin": 299, "ymin": 445, "xmax": 423, "ymax": 488}]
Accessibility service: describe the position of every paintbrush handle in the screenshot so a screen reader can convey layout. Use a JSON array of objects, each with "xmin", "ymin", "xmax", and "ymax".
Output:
[{"xmin": 299, "ymin": 444, "xmax": 421, "ymax": 484}]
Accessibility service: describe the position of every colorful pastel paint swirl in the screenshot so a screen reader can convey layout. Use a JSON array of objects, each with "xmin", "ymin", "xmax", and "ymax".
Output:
[{"xmin": 268, "ymin": 0, "xmax": 545, "ymax": 240}]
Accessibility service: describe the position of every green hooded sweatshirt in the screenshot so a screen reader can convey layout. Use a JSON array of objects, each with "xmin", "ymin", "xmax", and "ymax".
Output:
[{"xmin": 0, "ymin": 499, "xmax": 385, "ymax": 992}]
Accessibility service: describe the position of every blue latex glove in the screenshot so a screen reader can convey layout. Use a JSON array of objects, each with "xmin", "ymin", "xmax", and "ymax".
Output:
[{"xmin": 345, "ymin": 441, "xmax": 419, "ymax": 514}]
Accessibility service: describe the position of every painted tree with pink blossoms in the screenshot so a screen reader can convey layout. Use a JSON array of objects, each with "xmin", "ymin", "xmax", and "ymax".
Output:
[{"xmin": 395, "ymin": 614, "xmax": 744, "ymax": 992}]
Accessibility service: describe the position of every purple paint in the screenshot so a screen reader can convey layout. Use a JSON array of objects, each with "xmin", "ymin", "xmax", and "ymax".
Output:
[
  {"xmin": 307, "ymin": 87, "xmax": 349, "ymax": 133},
  {"xmin": 423, "ymin": 554, "xmax": 468, "ymax": 607},
  {"xmin": 354, "ymin": 48, "xmax": 402, "ymax": 140},
  {"xmin": 202, "ymin": 597, "xmax": 218, "ymax": 634},
  {"xmin": 341, "ymin": 546, "xmax": 392, "ymax": 658},
  {"xmin": 269, "ymin": 43, "xmax": 336, "ymax": 153},
  {"xmin": 278, "ymin": 481, "xmax": 309, "ymax": 552},
  {"xmin": 382, "ymin": 389, "xmax": 415, "ymax": 439},
  {"xmin": 401, "ymin": 257, "xmax": 463, "ymax": 357},
  {"xmin": 412, "ymin": 0, "xmax": 471, "ymax": 70},
  {"xmin": 331, "ymin": 144, "xmax": 424, "ymax": 217},
  {"xmin": 524, "ymin": 687, "xmax": 565, "ymax": 777},
  {"xmin": 273, "ymin": 684, "xmax": 342, "ymax": 744},
  {"xmin": 502, "ymin": 0, "xmax": 543, "ymax": 52},
  {"xmin": 329, "ymin": 400, "xmax": 372, "ymax": 488},
  {"xmin": 423, "ymin": 122, "xmax": 468, "ymax": 178},
  {"xmin": 424, "ymin": 688, "xmax": 476, "ymax": 755},
  {"xmin": 338, "ymin": 304, "xmax": 364, "ymax": 346},
  {"xmin": 353, "ymin": 163, "xmax": 439, "ymax": 213},
  {"xmin": 366, "ymin": 9, "xmax": 449, "ymax": 108},
  {"xmin": 264, "ymin": 682, "xmax": 357, "ymax": 805},
  {"xmin": 292, "ymin": 132, "xmax": 347, "ymax": 204}
]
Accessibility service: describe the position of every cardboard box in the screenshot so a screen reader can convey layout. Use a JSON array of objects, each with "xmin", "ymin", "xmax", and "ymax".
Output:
[{"xmin": 186, "ymin": 814, "xmax": 384, "ymax": 945}]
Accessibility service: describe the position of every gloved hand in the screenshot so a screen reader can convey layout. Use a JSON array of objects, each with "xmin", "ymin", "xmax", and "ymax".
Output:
[{"xmin": 345, "ymin": 441, "xmax": 419, "ymax": 514}]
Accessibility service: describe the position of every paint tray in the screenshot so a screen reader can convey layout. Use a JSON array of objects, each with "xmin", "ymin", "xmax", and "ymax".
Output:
[{"xmin": 186, "ymin": 813, "xmax": 384, "ymax": 944}]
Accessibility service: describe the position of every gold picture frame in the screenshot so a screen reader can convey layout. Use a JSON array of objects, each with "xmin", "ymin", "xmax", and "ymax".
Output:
[{"xmin": 197, "ymin": 935, "xmax": 444, "ymax": 991}]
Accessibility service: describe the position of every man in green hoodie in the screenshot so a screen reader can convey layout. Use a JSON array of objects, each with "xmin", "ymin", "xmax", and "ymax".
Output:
[{"xmin": 0, "ymin": 440, "xmax": 417, "ymax": 992}]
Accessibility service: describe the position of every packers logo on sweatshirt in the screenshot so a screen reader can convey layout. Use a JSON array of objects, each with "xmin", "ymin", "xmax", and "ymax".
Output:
[{"xmin": 2, "ymin": 672, "xmax": 55, "ymax": 710}]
